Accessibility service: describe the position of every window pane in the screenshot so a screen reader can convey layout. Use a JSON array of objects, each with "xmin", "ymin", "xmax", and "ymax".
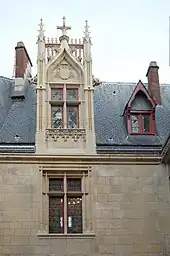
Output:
[
  {"xmin": 49, "ymin": 197, "xmax": 64, "ymax": 233},
  {"xmin": 131, "ymin": 115, "xmax": 140, "ymax": 133},
  {"xmin": 52, "ymin": 106, "xmax": 63, "ymax": 128},
  {"xmin": 67, "ymin": 106, "xmax": 79, "ymax": 128},
  {"xmin": 131, "ymin": 93, "xmax": 152, "ymax": 110},
  {"xmin": 49, "ymin": 179, "xmax": 64, "ymax": 192},
  {"xmin": 67, "ymin": 89, "xmax": 78, "ymax": 101},
  {"xmin": 67, "ymin": 197, "xmax": 82, "ymax": 233},
  {"xmin": 143, "ymin": 114, "xmax": 150, "ymax": 132},
  {"xmin": 51, "ymin": 89, "xmax": 63, "ymax": 100},
  {"xmin": 67, "ymin": 178, "xmax": 81, "ymax": 192}
]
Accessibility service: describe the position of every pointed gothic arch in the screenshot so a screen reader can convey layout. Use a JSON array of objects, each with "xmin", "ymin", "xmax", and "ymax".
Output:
[{"xmin": 46, "ymin": 48, "xmax": 84, "ymax": 83}]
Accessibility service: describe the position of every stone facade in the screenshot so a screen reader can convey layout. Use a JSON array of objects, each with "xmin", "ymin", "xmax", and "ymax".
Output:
[
  {"xmin": 0, "ymin": 157, "xmax": 170, "ymax": 256},
  {"xmin": 1, "ymin": 17, "xmax": 170, "ymax": 256}
]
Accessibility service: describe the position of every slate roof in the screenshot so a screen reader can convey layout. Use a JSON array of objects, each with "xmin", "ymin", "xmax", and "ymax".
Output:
[
  {"xmin": 94, "ymin": 82, "xmax": 170, "ymax": 152},
  {"xmin": 0, "ymin": 76, "xmax": 170, "ymax": 153},
  {"xmin": 0, "ymin": 76, "xmax": 36, "ymax": 152}
]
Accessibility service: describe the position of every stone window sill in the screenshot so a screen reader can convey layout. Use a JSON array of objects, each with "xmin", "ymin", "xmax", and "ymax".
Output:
[{"xmin": 37, "ymin": 233, "xmax": 96, "ymax": 239}]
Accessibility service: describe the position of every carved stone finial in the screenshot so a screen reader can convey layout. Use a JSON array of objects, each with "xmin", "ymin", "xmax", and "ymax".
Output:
[
  {"xmin": 84, "ymin": 20, "xmax": 91, "ymax": 41},
  {"xmin": 38, "ymin": 18, "xmax": 45, "ymax": 41},
  {"xmin": 57, "ymin": 16, "xmax": 71, "ymax": 36}
]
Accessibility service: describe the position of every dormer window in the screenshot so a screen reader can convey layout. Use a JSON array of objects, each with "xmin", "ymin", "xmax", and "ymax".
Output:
[{"xmin": 125, "ymin": 81, "xmax": 156, "ymax": 135}]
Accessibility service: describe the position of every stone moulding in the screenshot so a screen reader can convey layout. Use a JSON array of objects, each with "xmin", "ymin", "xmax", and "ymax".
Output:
[
  {"xmin": 0, "ymin": 154, "xmax": 162, "ymax": 164},
  {"xmin": 45, "ymin": 128, "xmax": 86, "ymax": 142}
]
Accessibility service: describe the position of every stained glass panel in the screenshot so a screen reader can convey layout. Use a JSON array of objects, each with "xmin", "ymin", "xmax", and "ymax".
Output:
[
  {"xmin": 131, "ymin": 115, "xmax": 139, "ymax": 133},
  {"xmin": 52, "ymin": 106, "xmax": 63, "ymax": 128},
  {"xmin": 67, "ymin": 178, "xmax": 81, "ymax": 192},
  {"xmin": 49, "ymin": 179, "xmax": 64, "ymax": 192},
  {"xmin": 67, "ymin": 106, "xmax": 78, "ymax": 128},
  {"xmin": 49, "ymin": 197, "xmax": 64, "ymax": 233},
  {"xmin": 51, "ymin": 89, "xmax": 63, "ymax": 100},
  {"xmin": 67, "ymin": 89, "xmax": 78, "ymax": 101},
  {"xmin": 67, "ymin": 197, "xmax": 82, "ymax": 233}
]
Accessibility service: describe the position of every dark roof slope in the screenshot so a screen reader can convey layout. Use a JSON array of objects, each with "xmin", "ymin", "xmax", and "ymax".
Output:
[
  {"xmin": 94, "ymin": 82, "xmax": 170, "ymax": 152},
  {"xmin": 0, "ymin": 77, "xmax": 36, "ymax": 145},
  {"xmin": 0, "ymin": 77, "xmax": 170, "ymax": 153}
]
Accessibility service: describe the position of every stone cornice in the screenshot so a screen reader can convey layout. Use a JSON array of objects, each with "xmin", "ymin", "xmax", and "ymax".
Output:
[{"xmin": 0, "ymin": 153, "xmax": 161, "ymax": 165}]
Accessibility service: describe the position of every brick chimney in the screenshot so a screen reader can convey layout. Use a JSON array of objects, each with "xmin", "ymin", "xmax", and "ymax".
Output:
[
  {"xmin": 12, "ymin": 42, "xmax": 33, "ymax": 98},
  {"xmin": 146, "ymin": 61, "xmax": 161, "ymax": 105},
  {"xmin": 15, "ymin": 41, "xmax": 32, "ymax": 79}
]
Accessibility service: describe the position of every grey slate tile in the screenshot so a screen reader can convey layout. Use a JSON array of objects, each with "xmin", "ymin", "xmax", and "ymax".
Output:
[{"xmin": 0, "ymin": 77, "xmax": 170, "ymax": 153}]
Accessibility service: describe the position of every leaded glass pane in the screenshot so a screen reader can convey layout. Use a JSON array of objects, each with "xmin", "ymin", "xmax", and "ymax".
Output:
[
  {"xmin": 143, "ymin": 114, "xmax": 150, "ymax": 132},
  {"xmin": 131, "ymin": 115, "xmax": 139, "ymax": 132},
  {"xmin": 49, "ymin": 179, "xmax": 63, "ymax": 192},
  {"xmin": 51, "ymin": 89, "xmax": 63, "ymax": 100},
  {"xmin": 67, "ymin": 106, "xmax": 78, "ymax": 128},
  {"xmin": 52, "ymin": 106, "xmax": 63, "ymax": 128},
  {"xmin": 49, "ymin": 197, "xmax": 64, "ymax": 233},
  {"xmin": 67, "ymin": 89, "xmax": 78, "ymax": 101},
  {"xmin": 67, "ymin": 197, "xmax": 82, "ymax": 233},
  {"xmin": 67, "ymin": 178, "xmax": 81, "ymax": 192}
]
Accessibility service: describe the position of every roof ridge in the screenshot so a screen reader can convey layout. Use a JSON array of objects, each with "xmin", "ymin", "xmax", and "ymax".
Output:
[{"xmin": 0, "ymin": 76, "xmax": 13, "ymax": 81}]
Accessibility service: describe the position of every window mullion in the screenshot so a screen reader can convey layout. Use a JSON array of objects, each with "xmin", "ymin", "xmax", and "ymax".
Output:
[
  {"xmin": 63, "ymin": 85, "xmax": 67, "ymax": 128},
  {"xmin": 82, "ymin": 172, "xmax": 86, "ymax": 232},
  {"xmin": 139, "ymin": 114, "xmax": 143, "ymax": 133},
  {"xmin": 64, "ymin": 173, "xmax": 67, "ymax": 234}
]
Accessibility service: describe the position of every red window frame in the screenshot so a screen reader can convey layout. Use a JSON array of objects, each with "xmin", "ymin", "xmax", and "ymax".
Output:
[{"xmin": 128, "ymin": 110, "xmax": 155, "ymax": 135}]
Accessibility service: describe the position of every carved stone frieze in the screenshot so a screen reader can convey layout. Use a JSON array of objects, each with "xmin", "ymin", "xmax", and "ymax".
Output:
[{"xmin": 45, "ymin": 128, "xmax": 86, "ymax": 142}]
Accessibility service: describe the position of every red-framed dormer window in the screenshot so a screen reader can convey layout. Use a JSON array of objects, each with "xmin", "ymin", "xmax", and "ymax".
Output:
[{"xmin": 126, "ymin": 80, "xmax": 156, "ymax": 135}]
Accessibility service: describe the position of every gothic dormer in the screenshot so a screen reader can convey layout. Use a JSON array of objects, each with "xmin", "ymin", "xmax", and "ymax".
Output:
[
  {"xmin": 125, "ymin": 80, "xmax": 156, "ymax": 135},
  {"xmin": 36, "ymin": 17, "xmax": 95, "ymax": 154}
]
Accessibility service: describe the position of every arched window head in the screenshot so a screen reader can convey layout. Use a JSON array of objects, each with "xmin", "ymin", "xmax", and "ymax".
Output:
[{"xmin": 125, "ymin": 81, "xmax": 156, "ymax": 135}]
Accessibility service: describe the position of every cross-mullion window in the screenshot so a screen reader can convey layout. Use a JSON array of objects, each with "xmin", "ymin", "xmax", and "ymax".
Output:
[
  {"xmin": 49, "ymin": 177, "xmax": 83, "ymax": 234},
  {"xmin": 51, "ymin": 87, "xmax": 79, "ymax": 128},
  {"xmin": 130, "ymin": 112, "xmax": 153, "ymax": 134}
]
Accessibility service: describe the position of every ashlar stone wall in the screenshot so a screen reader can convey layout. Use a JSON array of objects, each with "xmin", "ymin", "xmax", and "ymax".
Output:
[
  {"xmin": 0, "ymin": 162, "xmax": 170, "ymax": 256},
  {"xmin": 92, "ymin": 164, "xmax": 170, "ymax": 256}
]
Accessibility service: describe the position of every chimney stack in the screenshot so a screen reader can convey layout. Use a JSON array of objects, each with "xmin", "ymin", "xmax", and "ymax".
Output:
[
  {"xmin": 11, "ymin": 42, "xmax": 32, "ymax": 98},
  {"xmin": 146, "ymin": 61, "xmax": 161, "ymax": 105},
  {"xmin": 12, "ymin": 42, "xmax": 33, "ymax": 98},
  {"xmin": 15, "ymin": 41, "xmax": 32, "ymax": 79}
]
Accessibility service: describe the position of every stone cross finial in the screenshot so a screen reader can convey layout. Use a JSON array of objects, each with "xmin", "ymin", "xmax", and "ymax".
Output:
[
  {"xmin": 57, "ymin": 16, "xmax": 71, "ymax": 36},
  {"xmin": 38, "ymin": 18, "xmax": 45, "ymax": 40},
  {"xmin": 84, "ymin": 20, "xmax": 90, "ymax": 39}
]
